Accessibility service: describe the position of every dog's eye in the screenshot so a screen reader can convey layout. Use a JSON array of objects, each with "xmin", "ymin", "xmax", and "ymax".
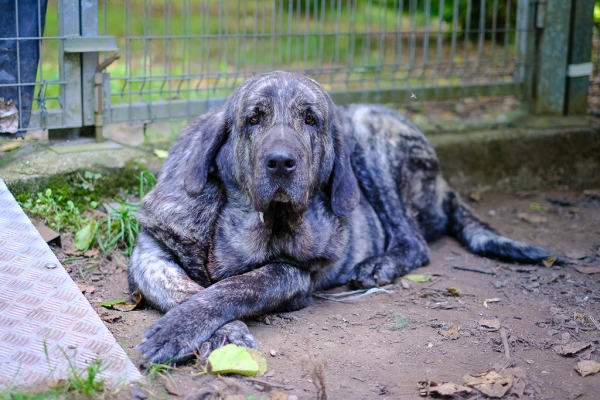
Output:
[
  {"xmin": 249, "ymin": 116, "xmax": 260, "ymax": 125},
  {"xmin": 305, "ymin": 116, "xmax": 316, "ymax": 126}
]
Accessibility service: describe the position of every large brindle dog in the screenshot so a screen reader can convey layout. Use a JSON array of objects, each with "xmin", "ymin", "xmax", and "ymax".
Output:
[{"xmin": 129, "ymin": 71, "xmax": 558, "ymax": 364}]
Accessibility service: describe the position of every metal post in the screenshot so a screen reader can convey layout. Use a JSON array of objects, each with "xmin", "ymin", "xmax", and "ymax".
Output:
[
  {"xmin": 565, "ymin": 0, "xmax": 595, "ymax": 115},
  {"xmin": 81, "ymin": 0, "xmax": 101, "ymax": 141},
  {"xmin": 531, "ymin": 0, "xmax": 572, "ymax": 115}
]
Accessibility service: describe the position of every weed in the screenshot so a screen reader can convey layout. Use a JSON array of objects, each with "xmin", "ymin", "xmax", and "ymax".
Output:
[
  {"xmin": 19, "ymin": 188, "xmax": 88, "ymax": 232},
  {"xmin": 77, "ymin": 171, "xmax": 103, "ymax": 192},
  {"xmin": 65, "ymin": 359, "xmax": 105, "ymax": 397},
  {"xmin": 96, "ymin": 170, "xmax": 155, "ymax": 256}
]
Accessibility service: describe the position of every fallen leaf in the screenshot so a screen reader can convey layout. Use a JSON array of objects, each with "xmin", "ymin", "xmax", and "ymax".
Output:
[
  {"xmin": 553, "ymin": 342, "xmax": 592, "ymax": 356},
  {"xmin": 84, "ymin": 248, "xmax": 99, "ymax": 257},
  {"xmin": 529, "ymin": 202, "xmax": 549, "ymax": 212},
  {"xmin": 542, "ymin": 256, "xmax": 557, "ymax": 267},
  {"xmin": 565, "ymin": 249, "xmax": 587, "ymax": 260},
  {"xmin": 100, "ymin": 298, "xmax": 128, "ymax": 308},
  {"xmin": 270, "ymin": 390, "xmax": 289, "ymax": 400},
  {"xmin": 446, "ymin": 287, "xmax": 461, "ymax": 297},
  {"xmin": 575, "ymin": 266, "xmax": 600, "ymax": 275},
  {"xmin": 574, "ymin": 360, "xmax": 600, "ymax": 377},
  {"xmin": 76, "ymin": 284, "xmax": 95, "ymax": 294},
  {"xmin": 205, "ymin": 343, "xmax": 267, "ymax": 377},
  {"xmin": 469, "ymin": 191, "xmax": 481, "ymax": 202},
  {"xmin": 112, "ymin": 291, "xmax": 142, "ymax": 312},
  {"xmin": 0, "ymin": 141, "xmax": 22, "ymax": 152},
  {"xmin": 517, "ymin": 212, "xmax": 547, "ymax": 224},
  {"xmin": 162, "ymin": 376, "xmax": 180, "ymax": 396},
  {"xmin": 479, "ymin": 319, "xmax": 501, "ymax": 331},
  {"xmin": 153, "ymin": 149, "xmax": 169, "ymax": 159},
  {"xmin": 400, "ymin": 279, "xmax": 411, "ymax": 289},
  {"xmin": 438, "ymin": 324, "xmax": 461, "ymax": 340},
  {"xmin": 427, "ymin": 382, "xmax": 473, "ymax": 396},
  {"xmin": 484, "ymin": 298, "xmax": 501, "ymax": 303},
  {"xmin": 463, "ymin": 370, "xmax": 514, "ymax": 398},
  {"xmin": 74, "ymin": 220, "xmax": 98, "ymax": 252},
  {"xmin": 403, "ymin": 274, "xmax": 434, "ymax": 283}
]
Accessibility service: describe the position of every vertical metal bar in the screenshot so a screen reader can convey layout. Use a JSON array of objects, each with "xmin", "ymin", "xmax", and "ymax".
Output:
[
  {"xmin": 449, "ymin": 0, "xmax": 459, "ymax": 77},
  {"xmin": 476, "ymin": 0, "xmax": 485, "ymax": 78},
  {"xmin": 435, "ymin": 0, "xmax": 445, "ymax": 76},
  {"xmin": 565, "ymin": 0, "xmax": 595, "ymax": 115},
  {"xmin": 490, "ymin": 0, "xmax": 498, "ymax": 73},
  {"xmin": 408, "ymin": 0, "xmax": 416, "ymax": 72},
  {"xmin": 58, "ymin": 0, "xmax": 83, "ymax": 128},
  {"xmin": 463, "ymin": 0, "xmax": 472, "ymax": 76},
  {"xmin": 81, "ymin": 0, "xmax": 100, "ymax": 134},
  {"xmin": 15, "ymin": 0, "xmax": 23, "ymax": 129},
  {"xmin": 535, "ymin": 0, "xmax": 572, "ymax": 114}
]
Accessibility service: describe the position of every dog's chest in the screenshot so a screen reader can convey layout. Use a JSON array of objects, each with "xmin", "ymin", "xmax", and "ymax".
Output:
[{"xmin": 207, "ymin": 203, "xmax": 349, "ymax": 281}]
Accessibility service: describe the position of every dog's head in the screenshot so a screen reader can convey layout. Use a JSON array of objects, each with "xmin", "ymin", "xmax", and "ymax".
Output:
[{"xmin": 184, "ymin": 71, "xmax": 360, "ymax": 226}]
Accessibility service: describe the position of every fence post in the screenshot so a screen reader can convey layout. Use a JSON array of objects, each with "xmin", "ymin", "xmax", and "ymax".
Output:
[
  {"xmin": 530, "ymin": 0, "xmax": 573, "ymax": 115},
  {"xmin": 56, "ymin": 0, "xmax": 83, "ymax": 130},
  {"xmin": 81, "ymin": 0, "xmax": 101, "ymax": 140},
  {"xmin": 565, "ymin": 0, "xmax": 595, "ymax": 115}
]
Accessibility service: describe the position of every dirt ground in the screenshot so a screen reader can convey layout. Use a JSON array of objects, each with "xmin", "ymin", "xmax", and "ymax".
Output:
[{"xmin": 53, "ymin": 188, "xmax": 600, "ymax": 400}]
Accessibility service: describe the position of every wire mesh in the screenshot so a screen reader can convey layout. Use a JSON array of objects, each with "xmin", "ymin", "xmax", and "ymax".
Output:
[
  {"xmin": 590, "ymin": 21, "xmax": 600, "ymax": 116},
  {"xmin": 0, "ymin": 0, "xmax": 66, "ymax": 134},
  {"xmin": 99, "ymin": 0, "xmax": 522, "ymax": 123}
]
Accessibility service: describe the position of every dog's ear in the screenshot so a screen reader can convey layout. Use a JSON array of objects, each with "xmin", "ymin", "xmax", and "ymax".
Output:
[
  {"xmin": 330, "ymin": 121, "xmax": 360, "ymax": 217},
  {"xmin": 184, "ymin": 110, "xmax": 228, "ymax": 197}
]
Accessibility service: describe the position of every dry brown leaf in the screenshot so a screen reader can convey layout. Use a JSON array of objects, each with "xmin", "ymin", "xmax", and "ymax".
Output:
[
  {"xmin": 0, "ymin": 141, "xmax": 23, "ymax": 152},
  {"xmin": 479, "ymin": 319, "xmax": 501, "ymax": 331},
  {"xmin": 162, "ymin": 376, "xmax": 180, "ymax": 396},
  {"xmin": 431, "ymin": 382, "xmax": 473, "ymax": 396},
  {"xmin": 463, "ymin": 370, "xmax": 514, "ymax": 398},
  {"xmin": 113, "ymin": 290, "xmax": 142, "ymax": 312},
  {"xmin": 553, "ymin": 342, "xmax": 592, "ymax": 356},
  {"xmin": 574, "ymin": 360, "xmax": 600, "ymax": 377},
  {"xmin": 76, "ymin": 284, "xmax": 95, "ymax": 294},
  {"xmin": 270, "ymin": 390, "xmax": 289, "ymax": 400},
  {"xmin": 542, "ymin": 256, "xmax": 557, "ymax": 267},
  {"xmin": 517, "ymin": 212, "xmax": 547, "ymax": 224},
  {"xmin": 84, "ymin": 248, "xmax": 99, "ymax": 257},
  {"xmin": 575, "ymin": 266, "xmax": 600, "ymax": 275},
  {"xmin": 446, "ymin": 287, "xmax": 461, "ymax": 297},
  {"xmin": 438, "ymin": 324, "xmax": 461, "ymax": 340}
]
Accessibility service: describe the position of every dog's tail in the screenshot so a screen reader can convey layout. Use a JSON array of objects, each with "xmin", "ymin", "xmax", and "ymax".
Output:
[{"xmin": 445, "ymin": 191, "xmax": 561, "ymax": 264}]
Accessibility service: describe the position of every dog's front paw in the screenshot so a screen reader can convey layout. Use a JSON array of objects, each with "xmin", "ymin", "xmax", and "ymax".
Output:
[
  {"xmin": 348, "ymin": 255, "xmax": 398, "ymax": 288},
  {"xmin": 199, "ymin": 320, "xmax": 257, "ymax": 361},
  {"xmin": 138, "ymin": 301, "xmax": 213, "ymax": 364}
]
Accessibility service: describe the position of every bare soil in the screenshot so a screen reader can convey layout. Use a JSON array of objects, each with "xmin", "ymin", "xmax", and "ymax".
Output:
[{"xmin": 54, "ymin": 189, "xmax": 600, "ymax": 400}]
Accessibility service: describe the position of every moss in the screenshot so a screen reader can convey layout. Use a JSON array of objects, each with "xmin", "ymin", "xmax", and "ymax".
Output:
[{"xmin": 8, "ymin": 159, "xmax": 150, "ymax": 210}]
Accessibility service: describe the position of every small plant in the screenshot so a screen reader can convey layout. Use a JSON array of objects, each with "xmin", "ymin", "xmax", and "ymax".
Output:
[
  {"xmin": 65, "ymin": 359, "xmax": 105, "ymax": 397},
  {"xmin": 95, "ymin": 170, "xmax": 156, "ymax": 256},
  {"xmin": 19, "ymin": 188, "xmax": 87, "ymax": 232},
  {"xmin": 77, "ymin": 171, "xmax": 103, "ymax": 192}
]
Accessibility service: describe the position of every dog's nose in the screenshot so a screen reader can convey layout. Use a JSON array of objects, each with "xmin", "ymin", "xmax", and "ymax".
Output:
[{"xmin": 265, "ymin": 152, "xmax": 297, "ymax": 177}]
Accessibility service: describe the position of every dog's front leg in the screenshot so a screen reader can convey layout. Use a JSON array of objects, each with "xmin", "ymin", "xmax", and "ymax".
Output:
[{"xmin": 137, "ymin": 263, "xmax": 311, "ymax": 364}]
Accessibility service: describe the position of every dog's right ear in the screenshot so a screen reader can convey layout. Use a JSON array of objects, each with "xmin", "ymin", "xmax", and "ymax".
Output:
[{"xmin": 184, "ymin": 110, "xmax": 228, "ymax": 197}]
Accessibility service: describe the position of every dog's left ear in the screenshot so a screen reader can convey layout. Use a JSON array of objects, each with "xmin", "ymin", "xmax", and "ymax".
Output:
[
  {"xmin": 184, "ymin": 109, "xmax": 228, "ymax": 197},
  {"xmin": 330, "ymin": 121, "xmax": 360, "ymax": 217}
]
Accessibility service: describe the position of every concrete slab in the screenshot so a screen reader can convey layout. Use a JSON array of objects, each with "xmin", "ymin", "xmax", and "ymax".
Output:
[
  {"xmin": 50, "ymin": 141, "xmax": 122, "ymax": 155},
  {"xmin": 0, "ymin": 178, "xmax": 142, "ymax": 389}
]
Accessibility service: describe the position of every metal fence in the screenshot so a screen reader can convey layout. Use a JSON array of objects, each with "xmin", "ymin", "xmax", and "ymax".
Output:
[{"xmin": 0, "ymin": 0, "xmax": 595, "ymax": 139}]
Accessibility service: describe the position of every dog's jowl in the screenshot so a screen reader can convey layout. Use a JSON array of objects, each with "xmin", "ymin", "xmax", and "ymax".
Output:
[{"xmin": 128, "ymin": 71, "xmax": 558, "ymax": 364}]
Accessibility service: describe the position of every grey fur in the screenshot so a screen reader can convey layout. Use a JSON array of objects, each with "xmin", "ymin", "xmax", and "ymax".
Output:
[{"xmin": 128, "ymin": 71, "xmax": 558, "ymax": 364}]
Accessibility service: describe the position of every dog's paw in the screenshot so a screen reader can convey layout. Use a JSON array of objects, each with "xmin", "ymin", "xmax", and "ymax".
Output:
[
  {"xmin": 348, "ymin": 255, "xmax": 398, "ymax": 288},
  {"xmin": 199, "ymin": 320, "xmax": 258, "ymax": 362},
  {"xmin": 138, "ymin": 301, "xmax": 215, "ymax": 364}
]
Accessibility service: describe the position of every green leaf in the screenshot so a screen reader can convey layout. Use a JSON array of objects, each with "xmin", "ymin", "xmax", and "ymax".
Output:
[
  {"xmin": 74, "ymin": 220, "xmax": 99, "ymax": 251},
  {"xmin": 402, "ymin": 273, "xmax": 434, "ymax": 283},
  {"xmin": 100, "ymin": 298, "xmax": 128, "ymax": 308},
  {"xmin": 205, "ymin": 344, "xmax": 267, "ymax": 377},
  {"xmin": 153, "ymin": 149, "xmax": 169, "ymax": 159}
]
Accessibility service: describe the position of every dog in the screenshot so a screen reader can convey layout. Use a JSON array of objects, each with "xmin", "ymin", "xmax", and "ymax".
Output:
[{"xmin": 128, "ymin": 71, "xmax": 558, "ymax": 364}]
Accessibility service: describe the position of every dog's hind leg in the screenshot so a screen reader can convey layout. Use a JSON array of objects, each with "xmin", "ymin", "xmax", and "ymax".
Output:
[
  {"xmin": 128, "ymin": 229, "xmax": 204, "ymax": 312},
  {"xmin": 138, "ymin": 263, "xmax": 311, "ymax": 364}
]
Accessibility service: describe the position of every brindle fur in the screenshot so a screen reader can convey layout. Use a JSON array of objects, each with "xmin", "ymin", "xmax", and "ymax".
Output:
[{"xmin": 129, "ymin": 71, "xmax": 558, "ymax": 364}]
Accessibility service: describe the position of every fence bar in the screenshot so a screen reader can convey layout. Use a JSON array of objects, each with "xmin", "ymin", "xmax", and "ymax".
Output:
[
  {"xmin": 533, "ymin": 0, "xmax": 572, "ymax": 115},
  {"xmin": 57, "ymin": 0, "xmax": 83, "ymax": 128},
  {"xmin": 81, "ymin": 0, "xmax": 100, "ymax": 130},
  {"xmin": 565, "ymin": 0, "xmax": 595, "ymax": 115}
]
